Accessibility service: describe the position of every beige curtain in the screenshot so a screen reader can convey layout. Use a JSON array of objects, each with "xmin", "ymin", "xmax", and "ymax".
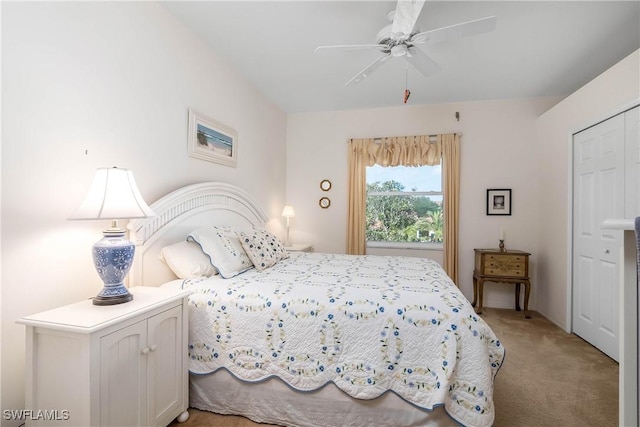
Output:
[
  {"xmin": 346, "ymin": 139, "xmax": 371, "ymax": 255},
  {"xmin": 347, "ymin": 134, "xmax": 460, "ymax": 284},
  {"xmin": 441, "ymin": 134, "xmax": 460, "ymax": 284}
]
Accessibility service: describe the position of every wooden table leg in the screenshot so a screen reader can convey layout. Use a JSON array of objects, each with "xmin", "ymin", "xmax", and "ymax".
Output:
[
  {"xmin": 472, "ymin": 274, "xmax": 478, "ymax": 307},
  {"xmin": 475, "ymin": 278, "xmax": 484, "ymax": 315},
  {"xmin": 472, "ymin": 275, "xmax": 530, "ymax": 318},
  {"xmin": 523, "ymin": 279, "xmax": 531, "ymax": 319}
]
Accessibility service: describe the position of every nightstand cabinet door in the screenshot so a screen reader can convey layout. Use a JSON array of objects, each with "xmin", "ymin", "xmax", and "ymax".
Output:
[
  {"xmin": 147, "ymin": 306, "xmax": 184, "ymax": 426},
  {"xmin": 100, "ymin": 320, "xmax": 148, "ymax": 427},
  {"xmin": 99, "ymin": 305, "xmax": 183, "ymax": 427}
]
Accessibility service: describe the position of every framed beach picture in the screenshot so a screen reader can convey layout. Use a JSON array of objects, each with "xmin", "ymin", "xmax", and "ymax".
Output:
[
  {"xmin": 486, "ymin": 189, "xmax": 512, "ymax": 215},
  {"xmin": 188, "ymin": 109, "xmax": 237, "ymax": 167}
]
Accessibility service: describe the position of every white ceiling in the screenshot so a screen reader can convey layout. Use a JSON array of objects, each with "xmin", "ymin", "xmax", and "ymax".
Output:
[{"xmin": 160, "ymin": 1, "xmax": 640, "ymax": 113}]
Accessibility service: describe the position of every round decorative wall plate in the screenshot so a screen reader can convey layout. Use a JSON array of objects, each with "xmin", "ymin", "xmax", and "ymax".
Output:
[
  {"xmin": 320, "ymin": 179, "xmax": 332, "ymax": 191},
  {"xmin": 319, "ymin": 197, "xmax": 331, "ymax": 209}
]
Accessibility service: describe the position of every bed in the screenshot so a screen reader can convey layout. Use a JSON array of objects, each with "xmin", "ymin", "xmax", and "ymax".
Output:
[{"xmin": 128, "ymin": 182, "xmax": 505, "ymax": 427}]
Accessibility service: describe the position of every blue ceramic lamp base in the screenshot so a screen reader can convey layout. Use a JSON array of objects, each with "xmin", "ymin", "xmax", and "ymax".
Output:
[{"xmin": 92, "ymin": 229, "xmax": 135, "ymax": 306}]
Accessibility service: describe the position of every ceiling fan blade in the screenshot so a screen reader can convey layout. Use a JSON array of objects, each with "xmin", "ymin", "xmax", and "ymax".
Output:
[
  {"xmin": 314, "ymin": 44, "xmax": 387, "ymax": 53},
  {"xmin": 345, "ymin": 54, "xmax": 392, "ymax": 85},
  {"xmin": 411, "ymin": 15, "xmax": 497, "ymax": 45},
  {"xmin": 391, "ymin": 0, "xmax": 426, "ymax": 41},
  {"xmin": 405, "ymin": 48, "xmax": 441, "ymax": 76}
]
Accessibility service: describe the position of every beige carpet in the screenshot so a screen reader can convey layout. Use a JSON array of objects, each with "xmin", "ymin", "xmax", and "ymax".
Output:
[
  {"xmin": 171, "ymin": 308, "xmax": 618, "ymax": 427},
  {"xmin": 485, "ymin": 308, "xmax": 617, "ymax": 427}
]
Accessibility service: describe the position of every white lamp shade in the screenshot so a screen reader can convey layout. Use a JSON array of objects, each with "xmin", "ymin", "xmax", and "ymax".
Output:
[
  {"xmin": 69, "ymin": 167, "xmax": 156, "ymax": 220},
  {"xmin": 281, "ymin": 205, "xmax": 296, "ymax": 218}
]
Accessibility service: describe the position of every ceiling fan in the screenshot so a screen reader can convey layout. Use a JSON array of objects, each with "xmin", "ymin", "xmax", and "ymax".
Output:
[{"xmin": 314, "ymin": 0, "xmax": 497, "ymax": 85}]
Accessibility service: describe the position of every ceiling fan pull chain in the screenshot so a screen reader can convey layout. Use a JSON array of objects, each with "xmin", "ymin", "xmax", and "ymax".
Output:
[
  {"xmin": 405, "ymin": 61, "xmax": 408, "ymax": 89},
  {"xmin": 404, "ymin": 62, "xmax": 411, "ymax": 104}
]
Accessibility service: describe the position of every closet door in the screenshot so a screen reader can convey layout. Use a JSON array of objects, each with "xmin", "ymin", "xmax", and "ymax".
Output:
[
  {"xmin": 624, "ymin": 106, "xmax": 640, "ymax": 218},
  {"xmin": 572, "ymin": 113, "xmax": 625, "ymax": 361},
  {"xmin": 623, "ymin": 107, "xmax": 639, "ymax": 417}
]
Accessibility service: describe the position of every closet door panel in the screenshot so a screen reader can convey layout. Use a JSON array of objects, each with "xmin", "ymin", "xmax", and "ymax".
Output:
[
  {"xmin": 624, "ymin": 106, "xmax": 640, "ymax": 218},
  {"xmin": 572, "ymin": 113, "xmax": 624, "ymax": 361}
]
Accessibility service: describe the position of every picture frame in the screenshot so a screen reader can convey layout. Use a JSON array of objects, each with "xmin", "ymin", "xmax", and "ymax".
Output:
[
  {"xmin": 319, "ymin": 197, "xmax": 331, "ymax": 209},
  {"xmin": 188, "ymin": 109, "xmax": 237, "ymax": 167},
  {"xmin": 486, "ymin": 189, "xmax": 512, "ymax": 215}
]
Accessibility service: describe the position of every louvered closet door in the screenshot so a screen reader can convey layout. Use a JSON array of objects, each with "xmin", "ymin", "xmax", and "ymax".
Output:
[{"xmin": 572, "ymin": 113, "xmax": 624, "ymax": 361}]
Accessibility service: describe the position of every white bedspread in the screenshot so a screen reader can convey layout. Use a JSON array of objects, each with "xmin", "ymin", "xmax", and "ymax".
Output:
[{"xmin": 183, "ymin": 253, "xmax": 504, "ymax": 427}]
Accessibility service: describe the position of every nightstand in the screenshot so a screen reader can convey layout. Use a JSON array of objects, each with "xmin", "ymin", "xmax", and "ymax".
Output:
[
  {"xmin": 18, "ymin": 286, "xmax": 192, "ymax": 426},
  {"xmin": 285, "ymin": 243, "xmax": 313, "ymax": 252},
  {"xmin": 472, "ymin": 248, "xmax": 531, "ymax": 318}
]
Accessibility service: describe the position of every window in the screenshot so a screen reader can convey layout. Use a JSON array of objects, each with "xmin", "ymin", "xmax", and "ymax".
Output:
[{"xmin": 366, "ymin": 164, "xmax": 443, "ymax": 247}]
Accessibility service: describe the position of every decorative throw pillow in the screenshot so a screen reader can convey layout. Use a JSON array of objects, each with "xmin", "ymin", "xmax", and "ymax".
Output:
[
  {"xmin": 239, "ymin": 228, "xmax": 289, "ymax": 271},
  {"xmin": 160, "ymin": 240, "xmax": 219, "ymax": 279},
  {"xmin": 188, "ymin": 226, "xmax": 254, "ymax": 278}
]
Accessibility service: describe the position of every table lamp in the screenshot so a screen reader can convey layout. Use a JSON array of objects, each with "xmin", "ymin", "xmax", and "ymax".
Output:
[
  {"xmin": 281, "ymin": 204, "xmax": 295, "ymax": 247},
  {"xmin": 69, "ymin": 167, "xmax": 155, "ymax": 305}
]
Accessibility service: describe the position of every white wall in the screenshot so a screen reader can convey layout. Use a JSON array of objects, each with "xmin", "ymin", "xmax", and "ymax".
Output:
[
  {"xmin": 535, "ymin": 49, "xmax": 639, "ymax": 329},
  {"xmin": 286, "ymin": 97, "xmax": 560, "ymax": 307},
  {"xmin": 1, "ymin": 2, "xmax": 286, "ymax": 420}
]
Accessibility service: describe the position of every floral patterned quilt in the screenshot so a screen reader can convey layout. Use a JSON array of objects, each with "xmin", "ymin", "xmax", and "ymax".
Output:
[{"xmin": 182, "ymin": 252, "xmax": 504, "ymax": 427}]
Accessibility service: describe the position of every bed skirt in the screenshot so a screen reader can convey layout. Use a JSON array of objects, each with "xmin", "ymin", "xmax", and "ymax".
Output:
[{"xmin": 190, "ymin": 370, "xmax": 457, "ymax": 427}]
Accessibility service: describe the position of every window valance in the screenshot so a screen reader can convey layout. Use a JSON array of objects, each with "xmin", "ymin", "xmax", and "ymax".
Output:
[{"xmin": 348, "ymin": 135, "xmax": 443, "ymax": 167}]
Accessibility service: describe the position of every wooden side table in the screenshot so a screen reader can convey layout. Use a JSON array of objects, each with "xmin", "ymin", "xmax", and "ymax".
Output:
[{"xmin": 473, "ymin": 248, "xmax": 531, "ymax": 318}]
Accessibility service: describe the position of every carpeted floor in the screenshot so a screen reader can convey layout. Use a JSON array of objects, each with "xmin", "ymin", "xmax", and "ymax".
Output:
[
  {"xmin": 170, "ymin": 308, "xmax": 618, "ymax": 427},
  {"xmin": 484, "ymin": 308, "xmax": 618, "ymax": 427}
]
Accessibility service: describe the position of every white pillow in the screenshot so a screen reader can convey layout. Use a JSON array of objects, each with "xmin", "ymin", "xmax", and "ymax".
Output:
[
  {"xmin": 188, "ymin": 226, "xmax": 254, "ymax": 278},
  {"xmin": 160, "ymin": 240, "xmax": 218, "ymax": 279},
  {"xmin": 239, "ymin": 228, "xmax": 289, "ymax": 271}
]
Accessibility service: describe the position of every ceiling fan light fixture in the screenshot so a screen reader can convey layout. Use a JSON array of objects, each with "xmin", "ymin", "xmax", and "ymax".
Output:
[{"xmin": 391, "ymin": 45, "xmax": 408, "ymax": 57}]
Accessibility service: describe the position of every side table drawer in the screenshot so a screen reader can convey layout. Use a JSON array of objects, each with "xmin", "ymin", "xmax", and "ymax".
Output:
[{"xmin": 483, "ymin": 254, "xmax": 527, "ymax": 277}]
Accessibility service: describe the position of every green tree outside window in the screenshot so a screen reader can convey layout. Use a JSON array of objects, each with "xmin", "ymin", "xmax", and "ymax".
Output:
[{"xmin": 366, "ymin": 180, "xmax": 443, "ymax": 243}]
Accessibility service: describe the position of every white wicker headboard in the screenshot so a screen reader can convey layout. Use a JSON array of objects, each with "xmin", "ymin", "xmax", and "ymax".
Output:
[{"xmin": 127, "ymin": 182, "xmax": 268, "ymax": 287}]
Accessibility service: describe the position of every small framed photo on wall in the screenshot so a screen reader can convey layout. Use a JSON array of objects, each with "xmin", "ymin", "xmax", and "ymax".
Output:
[{"xmin": 487, "ymin": 189, "xmax": 512, "ymax": 215}]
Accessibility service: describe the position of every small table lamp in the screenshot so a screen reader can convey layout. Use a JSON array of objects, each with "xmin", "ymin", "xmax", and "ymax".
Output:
[
  {"xmin": 69, "ymin": 167, "xmax": 155, "ymax": 305},
  {"xmin": 281, "ymin": 204, "xmax": 295, "ymax": 247}
]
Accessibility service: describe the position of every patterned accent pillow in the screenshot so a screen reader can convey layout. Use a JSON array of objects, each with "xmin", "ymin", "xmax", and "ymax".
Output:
[
  {"xmin": 239, "ymin": 228, "xmax": 289, "ymax": 271},
  {"xmin": 188, "ymin": 226, "xmax": 254, "ymax": 278}
]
